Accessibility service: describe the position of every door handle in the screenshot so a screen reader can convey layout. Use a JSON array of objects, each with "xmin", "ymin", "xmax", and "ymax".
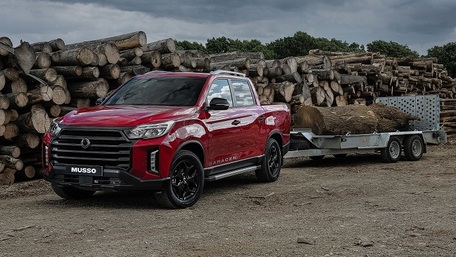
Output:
[
  {"xmin": 258, "ymin": 115, "xmax": 266, "ymax": 122},
  {"xmin": 232, "ymin": 120, "xmax": 241, "ymax": 125}
]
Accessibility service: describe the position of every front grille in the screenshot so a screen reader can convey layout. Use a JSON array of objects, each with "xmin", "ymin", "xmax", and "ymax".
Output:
[{"xmin": 51, "ymin": 127, "xmax": 134, "ymax": 170}]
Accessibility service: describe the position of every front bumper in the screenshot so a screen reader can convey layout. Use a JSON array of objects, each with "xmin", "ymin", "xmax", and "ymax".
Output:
[{"xmin": 43, "ymin": 165, "xmax": 170, "ymax": 191}]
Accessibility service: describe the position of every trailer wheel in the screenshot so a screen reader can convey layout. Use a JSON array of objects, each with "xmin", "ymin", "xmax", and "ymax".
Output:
[
  {"xmin": 256, "ymin": 138, "xmax": 282, "ymax": 182},
  {"xmin": 155, "ymin": 150, "xmax": 204, "ymax": 209},
  {"xmin": 403, "ymin": 135, "xmax": 424, "ymax": 161},
  {"xmin": 51, "ymin": 184, "xmax": 95, "ymax": 200},
  {"xmin": 309, "ymin": 155, "xmax": 324, "ymax": 161},
  {"xmin": 381, "ymin": 137, "xmax": 402, "ymax": 163}
]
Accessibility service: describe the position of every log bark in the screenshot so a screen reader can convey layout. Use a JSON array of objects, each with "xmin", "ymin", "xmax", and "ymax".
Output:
[
  {"xmin": 0, "ymin": 37, "xmax": 13, "ymax": 56},
  {"xmin": 0, "ymin": 155, "xmax": 23, "ymax": 170},
  {"xmin": 99, "ymin": 64, "xmax": 121, "ymax": 79},
  {"xmin": 67, "ymin": 78, "xmax": 110, "ymax": 98},
  {"xmin": 0, "ymin": 145, "xmax": 20, "ymax": 158},
  {"xmin": 7, "ymin": 92, "xmax": 28, "ymax": 108},
  {"xmin": 142, "ymin": 38, "xmax": 176, "ymax": 53},
  {"xmin": 17, "ymin": 133, "xmax": 40, "ymax": 149},
  {"xmin": 0, "ymin": 167, "xmax": 15, "ymax": 185},
  {"xmin": 34, "ymin": 52, "xmax": 52, "ymax": 69},
  {"xmin": 51, "ymin": 47, "xmax": 97, "ymax": 66},
  {"xmin": 65, "ymin": 31, "xmax": 147, "ymax": 51},
  {"xmin": 141, "ymin": 51, "xmax": 162, "ymax": 68},
  {"xmin": 27, "ymin": 85, "xmax": 53, "ymax": 104},
  {"xmin": 52, "ymin": 66, "xmax": 83, "ymax": 77},
  {"xmin": 294, "ymin": 103, "xmax": 418, "ymax": 134},
  {"xmin": 3, "ymin": 123, "xmax": 19, "ymax": 140},
  {"xmin": 294, "ymin": 105, "xmax": 378, "ymax": 134},
  {"xmin": 16, "ymin": 104, "xmax": 51, "ymax": 134},
  {"xmin": 30, "ymin": 68, "xmax": 57, "ymax": 82},
  {"xmin": 160, "ymin": 53, "xmax": 182, "ymax": 69}
]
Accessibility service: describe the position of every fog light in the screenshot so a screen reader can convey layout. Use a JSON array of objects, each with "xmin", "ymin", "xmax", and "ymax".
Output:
[
  {"xmin": 44, "ymin": 145, "xmax": 49, "ymax": 167},
  {"xmin": 149, "ymin": 150, "xmax": 159, "ymax": 174}
]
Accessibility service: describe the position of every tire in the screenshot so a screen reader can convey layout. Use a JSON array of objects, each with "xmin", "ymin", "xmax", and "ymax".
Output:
[
  {"xmin": 289, "ymin": 138, "xmax": 309, "ymax": 150},
  {"xmin": 155, "ymin": 150, "xmax": 204, "ymax": 209},
  {"xmin": 309, "ymin": 155, "xmax": 325, "ymax": 161},
  {"xmin": 256, "ymin": 138, "xmax": 282, "ymax": 182},
  {"xmin": 51, "ymin": 184, "xmax": 95, "ymax": 200},
  {"xmin": 381, "ymin": 137, "xmax": 402, "ymax": 163},
  {"xmin": 333, "ymin": 154, "xmax": 347, "ymax": 159},
  {"xmin": 403, "ymin": 135, "xmax": 424, "ymax": 161}
]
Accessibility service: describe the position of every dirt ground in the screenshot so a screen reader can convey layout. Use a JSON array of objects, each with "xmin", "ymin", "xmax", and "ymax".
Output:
[{"xmin": 0, "ymin": 140, "xmax": 455, "ymax": 257}]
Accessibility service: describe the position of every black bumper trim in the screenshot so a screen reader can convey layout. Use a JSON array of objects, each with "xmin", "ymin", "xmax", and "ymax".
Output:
[{"xmin": 43, "ymin": 165, "xmax": 170, "ymax": 191}]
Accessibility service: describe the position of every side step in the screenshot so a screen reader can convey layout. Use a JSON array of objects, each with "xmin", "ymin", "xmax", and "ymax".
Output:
[{"xmin": 206, "ymin": 165, "xmax": 261, "ymax": 182}]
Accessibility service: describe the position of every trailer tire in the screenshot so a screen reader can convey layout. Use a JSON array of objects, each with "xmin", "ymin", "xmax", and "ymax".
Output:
[
  {"xmin": 381, "ymin": 137, "xmax": 401, "ymax": 163},
  {"xmin": 403, "ymin": 135, "xmax": 424, "ymax": 161}
]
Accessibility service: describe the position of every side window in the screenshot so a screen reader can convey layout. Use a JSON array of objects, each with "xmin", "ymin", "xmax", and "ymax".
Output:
[
  {"xmin": 207, "ymin": 79, "xmax": 233, "ymax": 107},
  {"xmin": 232, "ymin": 80, "xmax": 255, "ymax": 107}
]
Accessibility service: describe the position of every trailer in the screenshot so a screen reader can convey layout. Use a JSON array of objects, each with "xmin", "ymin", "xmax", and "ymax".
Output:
[{"xmin": 284, "ymin": 95, "xmax": 447, "ymax": 162}]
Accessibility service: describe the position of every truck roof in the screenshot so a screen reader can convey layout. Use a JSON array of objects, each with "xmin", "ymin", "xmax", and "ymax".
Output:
[{"xmin": 135, "ymin": 70, "xmax": 248, "ymax": 79}]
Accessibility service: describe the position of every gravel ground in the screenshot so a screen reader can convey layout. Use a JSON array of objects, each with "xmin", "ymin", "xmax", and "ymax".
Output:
[{"xmin": 0, "ymin": 141, "xmax": 455, "ymax": 257}]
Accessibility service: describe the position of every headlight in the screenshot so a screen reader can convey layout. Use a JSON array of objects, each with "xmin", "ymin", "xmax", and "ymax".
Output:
[
  {"xmin": 125, "ymin": 121, "xmax": 174, "ymax": 139},
  {"xmin": 48, "ymin": 119, "xmax": 62, "ymax": 137}
]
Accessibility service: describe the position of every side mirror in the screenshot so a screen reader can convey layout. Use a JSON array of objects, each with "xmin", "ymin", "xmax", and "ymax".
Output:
[
  {"xmin": 95, "ymin": 97, "xmax": 105, "ymax": 105},
  {"xmin": 208, "ymin": 98, "xmax": 230, "ymax": 110}
]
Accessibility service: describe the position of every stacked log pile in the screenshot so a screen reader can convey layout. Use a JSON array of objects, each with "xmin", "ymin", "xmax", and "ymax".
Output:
[
  {"xmin": 0, "ymin": 30, "xmax": 454, "ymax": 185},
  {"xmin": 0, "ymin": 31, "xmax": 214, "ymax": 185},
  {"xmin": 209, "ymin": 49, "xmax": 455, "ymax": 133}
]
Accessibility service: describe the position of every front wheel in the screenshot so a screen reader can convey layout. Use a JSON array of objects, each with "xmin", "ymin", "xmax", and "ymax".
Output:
[
  {"xmin": 155, "ymin": 150, "xmax": 204, "ymax": 209},
  {"xmin": 403, "ymin": 135, "xmax": 424, "ymax": 161},
  {"xmin": 51, "ymin": 184, "xmax": 95, "ymax": 200},
  {"xmin": 381, "ymin": 137, "xmax": 402, "ymax": 163},
  {"xmin": 256, "ymin": 138, "xmax": 282, "ymax": 182}
]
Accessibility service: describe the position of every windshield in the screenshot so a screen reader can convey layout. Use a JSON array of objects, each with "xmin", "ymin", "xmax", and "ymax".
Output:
[{"xmin": 105, "ymin": 77, "xmax": 206, "ymax": 106}]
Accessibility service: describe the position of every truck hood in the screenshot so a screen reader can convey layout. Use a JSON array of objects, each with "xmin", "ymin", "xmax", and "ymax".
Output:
[{"xmin": 60, "ymin": 105, "xmax": 198, "ymax": 127}]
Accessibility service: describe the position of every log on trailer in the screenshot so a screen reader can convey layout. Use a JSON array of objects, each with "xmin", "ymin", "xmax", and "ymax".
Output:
[{"xmin": 294, "ymin": 104, "xmax": 419, "ymax": 135}]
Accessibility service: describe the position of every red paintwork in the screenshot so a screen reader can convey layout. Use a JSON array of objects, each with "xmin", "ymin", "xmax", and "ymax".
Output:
[{"xmin": 42, "ymin": 72, "xmax": 290, "ymax": 182}]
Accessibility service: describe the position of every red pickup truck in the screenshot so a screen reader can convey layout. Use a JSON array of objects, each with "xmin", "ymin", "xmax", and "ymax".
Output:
[{"xmin": 42, "ymin": 70, "xmax": 291, "ymax": 208}]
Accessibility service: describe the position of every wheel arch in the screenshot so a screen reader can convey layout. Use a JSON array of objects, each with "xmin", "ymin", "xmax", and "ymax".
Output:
[{"xmin": 176, "ymin": 140, "xmax": 205, "ymax": 166}]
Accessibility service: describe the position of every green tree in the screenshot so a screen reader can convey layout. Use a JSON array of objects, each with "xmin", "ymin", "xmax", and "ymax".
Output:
[
  {"xmin": 267, "ymin": 31, "xmax": 364, "ymax": 59},
  {"xmin": 367, "ymin": 40, "xmax": 419, "ymax": 58},
  {"xmin": 175, "ymin": 40, "xmax": 206, "ymax": 51},
  {"xmin": 427, "ymin": 42, "xmax": 456, "ymax": 77}
]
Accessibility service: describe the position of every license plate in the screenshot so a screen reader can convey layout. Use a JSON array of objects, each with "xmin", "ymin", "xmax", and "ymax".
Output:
[{"xmin": 66, "ymin": 165, "xmax": 103, "ymax": 176}]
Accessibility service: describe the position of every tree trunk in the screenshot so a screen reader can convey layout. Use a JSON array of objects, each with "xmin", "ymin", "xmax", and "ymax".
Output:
[
  {"xmin": 17, "ymin": 133, "xmax": 41, "ymax": 149},
  {"xmin": 142, "ymin": 38, "xmax": 176, "ymax": 53},
  {"xmin": 51, "ymin": 47, "xmax": 97, "ymax": 66},
  {"xmin": 34, "ymin": 52, "xmax": 52, "ymax": 69},
  {"xmin": 0, "ymin": 145, "xmax": 20, "ymax": 158},
  {"xmin": 0, "ymin": 167, "xmax": 15, "ymax": 185},
  {"xmin": 160, "ymin": 53, "xmax": 182, "ymax": 69},
  {"xmin": 65, "ymin": 31, "xmax": 147, "ymax": 51},
  {"xmin": 16, "ymin": 104, "xmax": 51, "ymax": 134},
  {"xmin": 294, "ymin": 103, "xmax": 418, "ymax": 134},
  {"xmin": 99, "ymin": 64, "xmax": 121, "ymax": 80},
  {"xmin": 52, "ymin": 66, "xmax": 83, "ymax": 77},
  {"xmin": 141, "ymin": 51, "xmax": 162, "ymax": 68},
  {"xmin": 67, "ymin": 78, "xmax": 110, "ymax": 98}
]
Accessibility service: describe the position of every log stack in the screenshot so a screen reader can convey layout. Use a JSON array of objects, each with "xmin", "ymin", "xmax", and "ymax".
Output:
[{"xmin": 0, "ymin": 31, "xmax": 455, "ymax": 185}]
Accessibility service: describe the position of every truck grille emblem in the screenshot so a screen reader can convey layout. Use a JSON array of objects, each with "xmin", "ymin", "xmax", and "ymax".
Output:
[{"xmin": 81, "ymin": 138, "xmax": 91, "ymax": 149}]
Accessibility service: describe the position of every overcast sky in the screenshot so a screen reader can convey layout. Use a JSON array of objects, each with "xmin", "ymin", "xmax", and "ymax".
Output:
[{"xmin": 2, "ymin": 0, "xmax": 456, "ymax": 55}]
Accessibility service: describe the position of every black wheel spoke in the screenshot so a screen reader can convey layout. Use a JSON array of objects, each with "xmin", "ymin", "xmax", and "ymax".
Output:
[{"xmin": 171, "ymin": 160, "xmax": 199, "ymax": 201}]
